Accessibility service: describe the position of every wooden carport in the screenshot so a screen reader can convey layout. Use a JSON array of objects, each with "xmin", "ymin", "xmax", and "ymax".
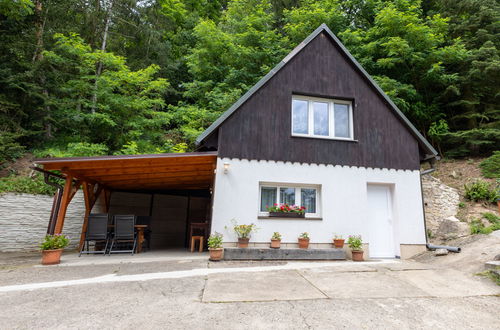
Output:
[{"xmin": 33, "ymin": 152, "xmax": 217, "ymax": 249}]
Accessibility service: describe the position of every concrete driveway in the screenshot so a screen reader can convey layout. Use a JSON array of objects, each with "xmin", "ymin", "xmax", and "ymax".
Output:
[{"xmin": 0, "ymin": 252, "xmax": 498, "ymax": 329}]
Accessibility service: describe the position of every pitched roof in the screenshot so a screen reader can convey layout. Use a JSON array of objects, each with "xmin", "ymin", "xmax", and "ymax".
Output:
[{"xmin": 196, "ymin": 24, "xmax": 438, "ymax": 158}]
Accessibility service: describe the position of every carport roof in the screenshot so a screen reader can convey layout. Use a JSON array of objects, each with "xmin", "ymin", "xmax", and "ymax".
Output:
[{"xmin": 34, "ymin": 151, "xmax": 217, "ymax": 191}]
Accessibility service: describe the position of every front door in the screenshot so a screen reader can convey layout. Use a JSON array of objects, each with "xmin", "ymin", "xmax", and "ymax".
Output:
[{"xmin": 367, "ymin": 185, "xmax": 395, "ymax": 258}]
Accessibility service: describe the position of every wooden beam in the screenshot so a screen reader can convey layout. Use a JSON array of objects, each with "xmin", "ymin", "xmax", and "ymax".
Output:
[
  {"xmin": 92, "ymin": 171, "xmax": 215, "ymax": 183},
  {"xmin": 69, "ymin": 163, "xmax": 215, "ymax": 177},
  {"xmin": 54, "ymin": 175, "xmax": 80, "ymax": 234},
  {"xmin": 42, "ymin": 156, "xmax": 216, "ymax": 171},
  {"xmin": 78, "ymin": 182, "xmax": 105, "ymax": 250}
]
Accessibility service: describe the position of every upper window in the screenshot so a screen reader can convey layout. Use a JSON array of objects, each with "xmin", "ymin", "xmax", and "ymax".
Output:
[{"xmin": 292, "ymin": 95, "xmax": 353, "ymax": 140}]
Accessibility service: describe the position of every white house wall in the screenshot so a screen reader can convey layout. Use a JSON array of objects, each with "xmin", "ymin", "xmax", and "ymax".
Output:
[{"xmin": 211, "ymin": 157, "xmax": 426, "ymax": 257}]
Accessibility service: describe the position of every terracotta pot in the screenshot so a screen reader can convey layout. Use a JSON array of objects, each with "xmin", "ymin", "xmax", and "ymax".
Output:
[
  {"xmin": 298, "ymin": 238, "xmax": 309, "ymax": 249},
  {"xmin": 209, "ymin": 248, "xmax": 223, "ymax": 261},
  {"xmin": 270, "ymin": 239, "xmax": 281, "ymax": 249},
  {"xmin": 238, "ymin": 237, "xmax": 250, "ymax": 248},
  {"xmin": 351, "ymin": 250, "xmax": 364, "ymax": 261},
  {"xmin": 41, "ymin": 249, "xmax": 63, "ymax": 265},
  {"xmin": 333, "ymin": 239, "xmax": 345, "ymax": 249}
]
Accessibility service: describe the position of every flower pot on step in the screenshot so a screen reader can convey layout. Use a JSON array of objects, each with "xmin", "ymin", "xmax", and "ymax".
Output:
[
  {"xmin": 351, "ymin": 250, "xmax": 364, "ymax": 261},
  {"xmin": 209, "ymin": 248, "xmax": 223, "ymax": 261},
  {"xmin": 298, "ymin": 238, "xmax": 309, "ymax": 249},
  {"xmin": 333, "ymin": 239, "xmax": 345, "ymax": 249},
  {"xmin": 270, "ymin": 239, "xmax": 281, "ymax": 249},
  {"xmin": 238, "ymin": 237, "xmax": 250, "ymax": 248},
  {"xmin": 41, "ymin": 249, "xmax": 63, "ymax": 265}
]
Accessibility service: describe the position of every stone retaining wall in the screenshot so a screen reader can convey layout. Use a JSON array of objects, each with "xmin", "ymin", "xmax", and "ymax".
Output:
[{"xmin": 0, "ymin": 192, "xmax": 86, "ymax": 252}]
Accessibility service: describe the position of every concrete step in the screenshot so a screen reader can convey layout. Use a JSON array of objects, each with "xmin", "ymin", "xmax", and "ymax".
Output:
[{"xmin": 223, "ymin": 247, "xmax": 346, "ymax": 260}]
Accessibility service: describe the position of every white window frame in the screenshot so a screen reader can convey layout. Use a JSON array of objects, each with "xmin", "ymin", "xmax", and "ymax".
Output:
[
  {"xmin": 258, "ymin": 183, "xmax": 321, "ymax": 218},
  {"xmin": 291, "ymin": 95, "xmax": 354, "ymax": 140}
]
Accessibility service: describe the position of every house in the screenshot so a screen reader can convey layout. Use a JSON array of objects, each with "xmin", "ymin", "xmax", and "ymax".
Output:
[
  {"xmin": 196, "ymin": 24, "xmax": 438, "ymax": 259},
  {"xmin": 33, "ymin": 24, "xmax": 437, "ymax": 259}
]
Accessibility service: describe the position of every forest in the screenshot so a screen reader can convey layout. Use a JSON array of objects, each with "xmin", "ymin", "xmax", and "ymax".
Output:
[{"xmin": 0, "ymin": 0, "xmax": 498, "ymax": 167}]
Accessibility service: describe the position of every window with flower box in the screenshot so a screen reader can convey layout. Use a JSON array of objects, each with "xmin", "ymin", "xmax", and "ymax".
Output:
[{"xmin": 259, "ymin": 184, "xmax": 321, "ymax": 218}]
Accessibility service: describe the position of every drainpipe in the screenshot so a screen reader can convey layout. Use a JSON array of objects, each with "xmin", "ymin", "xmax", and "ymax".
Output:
[
  {"xmin": 30, "ymin": 166, "xmax": 64, "ymax": 235},
  {"xmin": 419, "ymin": 159, "xmax": 461, "ymax": 253}
]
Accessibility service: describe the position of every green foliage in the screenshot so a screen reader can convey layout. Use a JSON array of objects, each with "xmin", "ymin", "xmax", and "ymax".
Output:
[
  {"xmin": 470, "ymin": 213, "xmax": 500, "ymax": 235},
  {"xmin": 207, "ymin": 232, "xmax": 224, "ymax": 249},
  {"xmin": 228, "ymin": 219, "xmax": 258, "ymax": 238},
  {"xmin": 271, "ymin": 232, "xmax": 282, "ymax": 240},
  {"xmin": 347, "ymin": 235, "xmax": 363, "ymax": 250},
  {"xmin": 0, "ymin": 131, "xmax": 25, "ymax": 166},
  {"xmin": 464, "ymin": 181, "xmax": 499, "ymax": 203},
  {"xmin": 480, "ymin": 151, "xmax": 500, "ymax": 179},
  {"xmin": 0, "ymin": 0, "xmax": 498, "ymax": 158},
  {"xmin": 40, "ymin": 234, "xmax": 70, "ymax": 250},
  {"xmin": 458, "ymin": 202, "xmax": 466, "ymax": 208},
  {"xmin": 299, "ymin": 232, "xmax": 309, "ymax": 239},
  {"xmin": 0, "ymin": 173, "xmax": 57, "ymax": 195},
  {"xmin": 35, "ymin": 143, "xmax": 109, "ymax": 158}
]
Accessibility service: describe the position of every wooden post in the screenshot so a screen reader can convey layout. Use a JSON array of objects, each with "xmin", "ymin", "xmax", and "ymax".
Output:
[
  {"xmin": 79, "ymin": 182, "xmax": 104, "ymax": 250},
  {"xmin": 54, "ymin": 175, "xmax": 75, "ymax": 234}
]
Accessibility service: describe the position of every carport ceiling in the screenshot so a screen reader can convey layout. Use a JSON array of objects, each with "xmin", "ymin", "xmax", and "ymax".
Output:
[{"xmin": 34, "ymin": 152, "xmax": 218, "ymax": 190}]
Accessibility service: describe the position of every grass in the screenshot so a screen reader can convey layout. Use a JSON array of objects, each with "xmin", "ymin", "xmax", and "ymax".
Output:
[
  {"xmin": 470, "ymin": 213, "xmax": 500, "ymax": 235},
  {"xmin": 476, "ymin": 270, "xmax": 500, "ymax": 286}
]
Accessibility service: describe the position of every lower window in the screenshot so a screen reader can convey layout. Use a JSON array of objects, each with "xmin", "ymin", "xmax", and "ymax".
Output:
[{"xmin": 259, "ymin": 184, "xmax": 320, "ymax": 217}]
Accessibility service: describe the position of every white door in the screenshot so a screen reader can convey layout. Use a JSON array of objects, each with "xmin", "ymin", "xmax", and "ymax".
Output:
[{"xmin": 367, "ymin": 185, "xmax": 395, "ymax": 258}]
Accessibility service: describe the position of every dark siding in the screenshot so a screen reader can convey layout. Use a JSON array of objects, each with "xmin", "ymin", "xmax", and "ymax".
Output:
[{"xmin": 214, "ymin": 32, "xmax": 421, "ymax": 170}]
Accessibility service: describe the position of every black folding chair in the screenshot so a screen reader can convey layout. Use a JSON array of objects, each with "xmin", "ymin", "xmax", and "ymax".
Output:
[
  {"xmin": 136, "ymin": 216, "xmax": 152, "ymax": 251},
  {"xmin": 79, "ymin": 214, "xmax": 110, "ymax": 257},
  {"xmin": 108, "ymin": 215, "xmax": 137, "ymax": 255}
]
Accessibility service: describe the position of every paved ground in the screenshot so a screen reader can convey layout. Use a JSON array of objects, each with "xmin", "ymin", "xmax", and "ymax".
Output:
[{"xmin": 0, "ymin": 251, "xmax": 499, "ymax": 329}]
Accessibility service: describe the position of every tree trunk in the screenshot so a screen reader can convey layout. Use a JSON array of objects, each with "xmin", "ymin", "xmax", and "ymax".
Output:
[
  {"xmin": 91, "ymin": 0, "xmax": 113, "ymax": 114},
  {"xmin": 32, "ymin": 0, "xmax": 52, "ymax": 138}
]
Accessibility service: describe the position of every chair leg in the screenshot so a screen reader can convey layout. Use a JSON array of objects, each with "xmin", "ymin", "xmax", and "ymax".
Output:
[
  {"xmin": 79, "ymin": 241, "xmax": 84, "ymax": 257},
  {"xmin": 190, "ymin": 237, "xmax": 195, "ymax": 252},
  {"xmin": 199, "ymin": 237, "xmax": 203, "ymax": 252},
  {"xmin": 103, "ymin": 238, "xmax": 109, "ymax": 255},
  {"xmin": 131, "ymin": 236, "xmax": 137, "ymax": 256},
  {"xmin": 108, "ymin": 239, "xmax": 114, "ymax": 255}
]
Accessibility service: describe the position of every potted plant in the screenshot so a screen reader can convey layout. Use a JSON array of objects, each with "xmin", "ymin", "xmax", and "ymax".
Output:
[
  {"xmin": 270, "ymin": 232, "xmax": 282, "ymax": 249},
  {"xmin": 267, "ymin": 203, "xmax": 306, "ymax": 218},
  {"xmin": 208, "ymin": 232, "xmax": 224, "ymax": 261},
  {"xmin": 298, "ymin": 232, "xmax": 310, "ymax": 249},
  {"xmin": 333, "ymin": 234, "xmax": 345, "ymax": 248},
  {"xmin": 40, "ymin": 234, "xmax": 70, "ymax": 265},
  {"xmin": 228, "ymin": 219, "xmax": 258, "ymax": 248},
  {"xmin": 347, "ymin": 235, "xmax": 364, "ymax": 261}
]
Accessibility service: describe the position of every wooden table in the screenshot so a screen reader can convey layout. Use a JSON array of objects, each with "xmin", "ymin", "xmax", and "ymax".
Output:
[
  {"xmin": 135, "ymin": 225, "xmax": 147, "ymax": 253},
  {"xmin": 107, "ymin": 224, "xmax": 148, "ymax": 254}
]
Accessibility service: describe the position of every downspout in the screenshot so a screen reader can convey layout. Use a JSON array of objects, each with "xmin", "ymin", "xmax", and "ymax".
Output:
[
  {"xmin": 30, "ymin": 166, "xmax": 65, "ymax": 235},
  {"xmin": 419, "ymin": 159, "xmax": 461, "ymax": 253}
]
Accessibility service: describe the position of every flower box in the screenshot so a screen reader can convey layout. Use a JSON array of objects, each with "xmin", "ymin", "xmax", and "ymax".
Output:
[{"xmin": 269, "ymin": 212, "xmax": 305, "ymax": 218}]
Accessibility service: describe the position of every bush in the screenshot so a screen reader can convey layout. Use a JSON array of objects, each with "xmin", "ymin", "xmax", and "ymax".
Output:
[
  {"xmin": 464, "ymin": 181, "xmax": 499, "ymax": 203},
  {"xmin": 0, "ymin": 131, "xmax": 25, "ymax": 166},
  {"xmin": 480, "ymin": 151, "xmax": 500, "ymax": 179},
  {"xmin": 35, "ymin": 142, "xmax": 109, "ymax": 158},
  {"xmin": 0, "ymin": 173, "xmax": 57, "ymax": 195}
]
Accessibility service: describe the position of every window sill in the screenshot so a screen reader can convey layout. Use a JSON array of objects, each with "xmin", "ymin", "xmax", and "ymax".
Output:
[
  {"xmin": 291, "ymin": 134, "xmax": 358, "ymax": 142},
  {"xmin": 258, "ymin": 216, "xmax": 323, "ymax": 220}
]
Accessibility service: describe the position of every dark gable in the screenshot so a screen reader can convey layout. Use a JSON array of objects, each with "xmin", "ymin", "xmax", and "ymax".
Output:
[{"xmin": 199, "ymin": 27, "xmax": 437, "ymax": 171}]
